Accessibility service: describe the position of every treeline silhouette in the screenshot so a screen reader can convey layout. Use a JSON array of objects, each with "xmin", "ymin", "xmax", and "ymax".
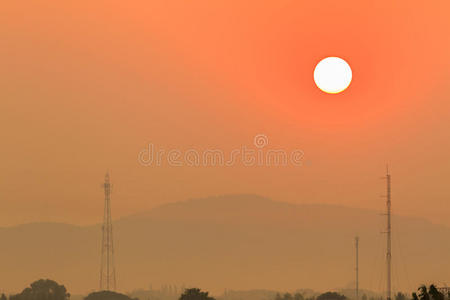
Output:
[
  {"xmin": 1, "ymin": 279, "xmax": 449, "ymax": 300},
  {"xmin": 0, "ymin": 280, "xmax": 212, "ymax": 300},
  {"xmin": 272, "ymin": 286, "xmax": 449, "ymax": 300},
  {"xmin": 275, "ymin": 292, "xmax": 347, "ymax": 300}
]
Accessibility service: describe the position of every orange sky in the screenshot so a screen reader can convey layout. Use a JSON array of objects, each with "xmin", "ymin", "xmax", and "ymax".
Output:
[{"xmin": 1, "ymin": 0, "xmax": 450, "ymax": 226}]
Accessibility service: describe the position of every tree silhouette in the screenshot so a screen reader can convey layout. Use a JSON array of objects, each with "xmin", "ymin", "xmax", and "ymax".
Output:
[
  {"xmin": 275, "ymin": 293, "xmax": 304, "ymax": 300},
  {"xmin": 84, "ymin": 291, "xmax": 136, "ymax": 300},
  {"xmin": 179, "ymin": 289, "xmax": 215, "ymax": 300},
  {"xmin": 418, "ymin": 285, "xmax": 431, "ymax": 300},
  {"xmin": 316, "ymin": 292, "xmax": 346, "ymax": 300},
  {"xmin": 294, "ymin": 293, "xmax": 305, "ymax": 300},
  {"xmin": 413, "ymin": 284, "xmax": 444, "ymax": 300},
  {"xmin": 395, "ymin": 292, "xmax": 407, "ymax": 300},
  {"xmin": 10, "ymin": 279, "xmax": 69, "ymax": 300},
  {"xmin": 428, "ymin": 285, "xmax": 444, "ymax": 300}
]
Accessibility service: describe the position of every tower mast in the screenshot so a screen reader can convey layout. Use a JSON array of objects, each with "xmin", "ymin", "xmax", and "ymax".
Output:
[
  {"xmin": 386, "ymin": 167, "xmax": 392, "ymax": 300},
  {"xmin": 100, "ymin": 172, "xmax": 117, "ymax": 291},
  {"xmin": 355, "ymin": 236, "xmax": 359, "ymax": 300}
]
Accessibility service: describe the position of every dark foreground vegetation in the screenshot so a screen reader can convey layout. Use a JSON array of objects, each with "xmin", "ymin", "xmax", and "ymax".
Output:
[{"xmin": 1, "ymin": 279, "xmax": 448, "ymax": 300}]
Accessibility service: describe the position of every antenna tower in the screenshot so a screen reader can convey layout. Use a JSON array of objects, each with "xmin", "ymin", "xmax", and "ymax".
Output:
[
  {"xmin": 100, "ymin": 172, "xmax": 117, "ymax": 291},
  {"xmin": 355, "ymin": 236, "xmax": 359, "ymax": 300},
  {"xmin": 385, "ymin": 167, "xmax": 392, "ymax": 300}
]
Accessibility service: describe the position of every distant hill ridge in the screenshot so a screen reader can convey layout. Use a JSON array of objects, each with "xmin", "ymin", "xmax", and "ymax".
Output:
[{"xmin": 0, "ymin": 194, "xmax": 449, "ymax": 295}]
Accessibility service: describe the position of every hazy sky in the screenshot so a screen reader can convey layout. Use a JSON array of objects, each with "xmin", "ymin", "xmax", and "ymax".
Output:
[{"xmin": 1, "ymin": 1, "xmax": 450, "ymax": 227}]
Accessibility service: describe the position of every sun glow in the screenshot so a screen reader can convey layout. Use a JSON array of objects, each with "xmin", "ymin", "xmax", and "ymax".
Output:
[{"xmin": 314, "ymin": 57, "xmax": 352, "ymax": 94}]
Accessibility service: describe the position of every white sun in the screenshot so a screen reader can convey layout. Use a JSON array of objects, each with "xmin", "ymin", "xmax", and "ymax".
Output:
[{"xmin": 314, "ymin": 57, "xmax": 352, "ymax": 94}]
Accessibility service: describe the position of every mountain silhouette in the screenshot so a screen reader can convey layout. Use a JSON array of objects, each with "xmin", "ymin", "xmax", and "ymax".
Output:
[{"xmin": 0, "ymin": 195, "xmax": 449, "ymax": 294}]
